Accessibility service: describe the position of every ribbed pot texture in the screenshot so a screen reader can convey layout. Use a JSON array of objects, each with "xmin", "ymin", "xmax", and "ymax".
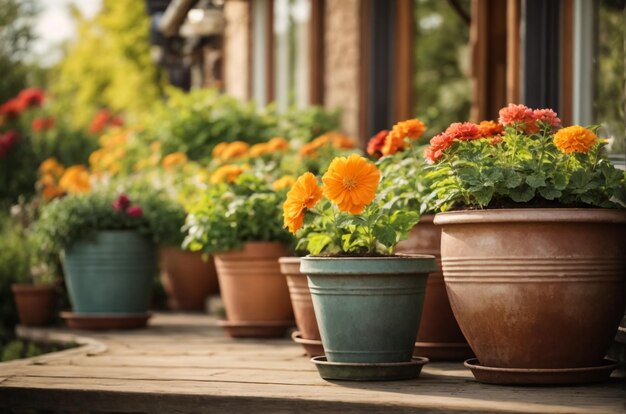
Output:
[
  {"xmin": 279, "ymin": 257, "xmax": 321, "ymax": 340},
  {"xmin": 301, "ymin": 256, "xmax": 436, "ymax": 364},
  {"xmin": 160, "ymin": 248, "xmax": 219, "ymax": 311},
  {"xmin": 396, "ymin": 215, "xmax": 469, "ymax": 355},
  {"xmin": 62, "ymin": 231, "xmax": 156, "ymax": 314},
  {"xmin": 435, "ymin": 208, "xmax": 626, "ymax": 369},
  {"xmin": 214, "ymin": 242, "xmax": 293, "ymax": 322},
  {"xmin": 11, "ymin": 284, "xmax": 56, "ymax": 326}
]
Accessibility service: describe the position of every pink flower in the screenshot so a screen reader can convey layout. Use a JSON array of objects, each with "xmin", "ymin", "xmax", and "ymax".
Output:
[
  {"xmin": 0, "ymin": 130, "xmax": 19, "ymax": 158},
  {"xmin": 533, "ymin": 108, "xmax": 561, "ymax": 130},
  {"xmin": 498, "ymin": 103, "xmax": 537, "ymax": 132},
  {"xmin": 126, "ymin": 205, "xmax": 143, "ymax": 218},
  {"xmin": 445, "ymin": 122, "xmax": 481, "ymax": 141},
  {"xmin": 112, "ymin": 193, "xmax": 131, "ymax": 211},
  {"xmin": 424, "ymin": 132, "xmax": 455, "ymax": 164}
]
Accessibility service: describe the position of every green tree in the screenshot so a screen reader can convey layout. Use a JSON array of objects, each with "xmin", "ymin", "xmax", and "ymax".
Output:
[
  {"xmin": 0, "ymin": 0, "xmax": 39, "ymax": 103},
  {"xmin": 50, "ymin": 0, "xmax": 162, "ymax": 127}
]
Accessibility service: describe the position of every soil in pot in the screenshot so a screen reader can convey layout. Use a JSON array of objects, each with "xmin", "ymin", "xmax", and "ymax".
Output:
[{"xmin": 11, "ymin": 284, "xmax": 56, "ymax": 326}]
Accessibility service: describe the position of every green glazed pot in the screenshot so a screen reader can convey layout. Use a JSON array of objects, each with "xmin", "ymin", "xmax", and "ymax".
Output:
[
  {"xmin": 301, "ymin": 255, "xmax": 436, "ymax": 364},
  {"xmin": 62, "ymin": 230, "xmax": 157, "ymax": 314}
]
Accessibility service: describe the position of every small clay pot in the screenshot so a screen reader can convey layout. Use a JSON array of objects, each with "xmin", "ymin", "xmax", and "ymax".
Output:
[
  {"xmin": 214, "ymin": 242, "xmax": 294, "ymax": 337},
  {"xmin": 279, "ymin": 257, "xmax": 321, "ymax": 341},
  {"xmin": 11, "ymin": 284, "xmax": 56, "ymax": 326},
  {"xmin": 160, "ymin": 248, "xmax": 219, "ymax": 311}
]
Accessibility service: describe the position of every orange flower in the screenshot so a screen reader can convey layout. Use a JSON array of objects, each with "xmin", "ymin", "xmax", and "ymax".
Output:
[
  {"xmin": 478, "ymin": 120, "xmax": 504, "ymax": 137},
  {"xmin": 209, "ymin": 164, "xmax": 248, "ymax": 184},
  {"xmin": 249, "ymin": 143, "xmax": 271, "ymax": 157},
  {"xmin": 219, "ymin": 141, "xmax": 249, "ymax": 160},
  {"xmin": 272, "ymin": 175, "xmax": 296, "ymax": 191},
  {"xmin": 282, "ymin": 172, "xmax": 323, "ymax": 234},
  {"xmin": 382, "ymin": 118, "xmax": 426, "ymax": 156},
  {"xmin": 42, "ymin": 185, "xmax": 65, "ymax": 200},
  {"xmin": 322, "ymin": 154, "xmax": 380, "ymax": 214},
  {"xmin": 59, "ymin": 165, "xmax": 91, "ymax": 194},
  {"xmin": 39, "ymin": 157, "xmax": 65, "ymax": 177},
  {"xmin": 553, "ymin": 125, "xmax": 597, "ymax": 154},
  {"xmin": 162, "ymin": 152, "xmax": 188, "ymax": 170},
  {"xmin": 267, "ymin": 136, "xmax": 289, "ymax": 151},
  {"xmin": 212, "ymin": 142, "xmax": 229, "ymax": 158},
  {"xmin": 367, "ymin": 130, "xmax": 389, "ymax": 158}
]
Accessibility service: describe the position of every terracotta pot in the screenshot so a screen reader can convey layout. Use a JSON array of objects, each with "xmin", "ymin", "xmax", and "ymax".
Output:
[
  {"xmin": 435, "ymin": 209, "xmax": 626, "ymax": 369},
  {"xmin": 11, "ymin": 284, "xmax": 56, "ymax": 326},
  {"xmin": 160, "ymin": 248, "xmax": 219, "ymax": 311},
  {"xmin": 214, "ymin": 242, "xmax": 293, "ymax": 336},
  {"xmin": 396, "ymin": 215, "xmax": 473, "ymax": 360},
  {"xmin": 279, "ymin": 257, "xmax": 321, "ymax": 340}
]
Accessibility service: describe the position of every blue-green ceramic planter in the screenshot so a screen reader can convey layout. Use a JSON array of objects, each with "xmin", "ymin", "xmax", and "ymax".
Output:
[
  {"xmin": 62, "ymin": 230, "xmax": 156, "ymax": 314},
  {"xmin": 301, "ymin": 255, "xmax": 436, "ymax": 364}
]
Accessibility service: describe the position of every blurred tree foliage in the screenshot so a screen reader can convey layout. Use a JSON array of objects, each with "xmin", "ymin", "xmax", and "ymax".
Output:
[
  {"xmin": 413, "ymin": 0, "xmax": 471, "ymax": 139},
  {"xmin": 50, "ymin": 0, "xmax": 163, "ymax": 127},
  {"xmin": 0, "ymin": 0, "xmax": 40, "ymax": 103}
]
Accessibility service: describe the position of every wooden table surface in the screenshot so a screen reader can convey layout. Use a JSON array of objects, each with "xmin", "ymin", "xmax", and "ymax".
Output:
[{"xmin": 0, "ymin": 313, "xmax": 624, "ymax": 413}]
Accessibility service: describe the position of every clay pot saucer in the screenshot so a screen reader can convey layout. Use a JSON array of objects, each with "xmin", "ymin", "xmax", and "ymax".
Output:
[
  {"xmin": 61, "ymin": 312, "xmax": 151, "ymax": 330},
  {"xmin": 414, "ymin": 341, "xmax": 474, "ymax": 361},
  {"xmin": 464, "ymin": 358, "xmax": 619, "ymax": 385},
  {"xmin": 292, "ymin": 331, "xmax": 324, "ymax": 357},
  {"xmin": 218, "ymin": 320, "xmax": 294, "ymax": 338},
  {"xmin": 311, "ymin": 356, "xmax": 429, "ymax": 381}
]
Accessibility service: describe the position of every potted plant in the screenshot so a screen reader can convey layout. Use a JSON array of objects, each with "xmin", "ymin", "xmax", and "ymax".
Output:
[
  {"xmin": 421, "ymin": 104, "xmax": 626, "ymax": 384},
  {"xmin": 371, "ymin": 122, "xmax": 473, "ymax": 361},
  {"xmin": 183, "ymin": 164, "xmax": 295, "ymax": 338},
  {"xmin": 285, "ymin": 154, "xmax": 436, "ymax": 381},
  {"xmin": 32, "ymin": 188, "xmax": 183, "ymax": 330}
]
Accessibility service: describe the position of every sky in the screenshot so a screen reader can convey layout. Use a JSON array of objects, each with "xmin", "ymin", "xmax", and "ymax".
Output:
[{"xmin": 32, "ymin": 0, "xmax": 101, "ymax": 65}]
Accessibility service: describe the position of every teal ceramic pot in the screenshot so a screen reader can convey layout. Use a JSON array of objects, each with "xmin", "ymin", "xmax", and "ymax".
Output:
[
  {"xmin": 301, "ymin": 255, "xmax": 436, "ymax": 364},
  {"xmin": 62, "ymin": 230, "xmax": 157, "ymax": 314}
]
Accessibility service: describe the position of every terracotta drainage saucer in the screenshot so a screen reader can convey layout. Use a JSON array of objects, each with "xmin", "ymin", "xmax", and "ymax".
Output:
[
  {"xmin": 311, "ymin": 356, "xmax": 429, "ymax": 381},
  {"xmin": 218, "ymin": 320, "xmax": 294, "ymax": 338},
  {"xmin": 464, "ymin": 358, "xmax": 619, "ymax": 385},
  {"xmin": 414, "ymin": 341, "xmax": 474, "ymax": 361},
  {"xmin": 291, "ymin": 331, "xmax": 324, "ymax": 357},
  {"xmin": 61, "ymin": 312, "xmax": 151, "ymax": 330}
]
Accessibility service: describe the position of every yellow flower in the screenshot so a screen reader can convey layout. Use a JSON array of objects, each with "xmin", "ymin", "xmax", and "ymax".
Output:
[
  {"xmin": 162, "ymin": 152, "xmax": 188, "ymax": 170},
  {"xmin": 59, "ymin": 165, "xmax": 91, "ymax": 194},
  {"xmin": 89, "ymin": 149, "xmax": 106, "ymax": 169},
  {"xmin": 39, "ymin": 158, "xmax": 65, "ymax": 177},
  {"xmin": 150, "ymin": 141, "xmax": 162, "ymax": 153},
  {"xmin": 283, "ymin": 172, "xmax": 323, "ymax": 234},
  {"xmin": 209, "ymin": 164, "xmax": 249, "ymax": 184},
  {"xmin": 553, "ymin": 125, "xmax": 597, "ymax": 154},
  {"xmin": 322, "ymin": 154, "xmax": 380, "ymax": 214},
  {"xmin": 272, "ymin": 175, "xmax": 296, "ymax": 191},
  {"xmin": 99, "ymin": 132, "xmax": 128, "ymax": 148}
]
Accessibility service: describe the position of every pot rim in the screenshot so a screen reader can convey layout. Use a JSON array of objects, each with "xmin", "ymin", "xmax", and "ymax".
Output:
[
  {"xmin": 301, "ymin": 254, "xmax": 436, "ymax": 275},
  {"xmin": 434, "ymin": 208, "xmax": 626, "ymax": 225},
  {"xmin": 279, "ymin": 256, "xmax": 301, "ymax": 264},
  {"xmin": 11, "ymin": 283, "xmax": 56, "ymax": 292}
]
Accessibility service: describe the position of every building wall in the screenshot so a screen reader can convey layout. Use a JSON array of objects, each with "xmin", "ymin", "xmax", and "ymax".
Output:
[
  {"xmin": 223, "ymin": 1, "xmax": 250, "ymax": 101},
  {"xmin": 323, "ymin": 0, "xmax": 361, "ymax": 139}
]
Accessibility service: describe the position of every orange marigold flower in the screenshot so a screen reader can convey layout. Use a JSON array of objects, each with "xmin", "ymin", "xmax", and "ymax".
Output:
[
  {"xmin": 267, "ymin": 136, "xmax": 289, "ymax": 151},
  {"xmin": 249, "ymin": 143, "xmax": 271, "ymax": 157},
  {"xmin": 162, "ymin": 152, "xmax": 188, "ymax": 170},
  {"xmin": 42, "ymin": 185, "xmax": 65, "ymax": 201},
  {"xmin": 219, "ymin": 141, "xmax": 249, "ymax": 160},
  {"xmin": 272, "ymin": 175, "xmax": 297, "ymax": 191},
  {"xmin": 212, "ymin": 142, "xmax": 229, "ymax": 158},
  {"xmin": 478, "ymin": 120, "xmax": 503, "ymax": 137},
  {"xmin": 59, "ymin": 165, "xmax": 91, "ymax": 194},
  {"xmin": 366, "ymin": 130, "xmax": 389, "ymax": 159},
  {"xmin": 322, "ymin": 154, "xmax": 380, "ymax": 214},
  {"xmin": 553, "ymin": 125, "xmax": 597, "ymax": 154},
  {"xmin": 39, "ymin": 157, "xmax": 65, "ymax": 177},
  {"xmin": 445, "ymin": 122, "xmax": 481, "ymax": 141},
  {"xmin": 209, "ymin": 164, "xmax": 248, "ymax": 184},
  {"xmin": 382, "ymin": 119, "xmax": 426, "ymax": 156},
  {"xmin": 424, "ymin": 132, "xmax": 455, "ymax": 164},
  {"xmin": 282, "ymin": 172, "xmax": 323, "ymax": 234}
]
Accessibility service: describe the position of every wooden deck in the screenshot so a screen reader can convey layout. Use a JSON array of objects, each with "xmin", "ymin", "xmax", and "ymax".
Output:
[{"xmin": 0, "ymin": 313, "xmax": 624, "ymax": 413}]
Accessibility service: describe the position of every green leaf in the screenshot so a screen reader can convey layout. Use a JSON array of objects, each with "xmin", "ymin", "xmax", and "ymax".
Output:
[
  {"xmin": 538, "ymin": 187, "xmax": 561, "ymax": 200},
  {"xmin": 373, "ymin": 225, "xmax": 397, "ymax": 247},
  {"xmin": 503, "ymin": 171, "xmax": 523, "ymax": 188},
  {"xmin": 307, "ymin": 234, "xmax": 333, "ymax": 255},
  {"xmin": 509, "ymin": 186, "xmax": 535, "ymax": 203},
  {"xmin": 526, "ymin": 174, "xmax": 546, "ymax": 189}
]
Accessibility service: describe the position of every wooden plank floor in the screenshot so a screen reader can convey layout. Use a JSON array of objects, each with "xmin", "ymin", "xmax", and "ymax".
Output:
[{"xmin": 0, "ymin": 313, "xmax": 624, "ymax": 413}]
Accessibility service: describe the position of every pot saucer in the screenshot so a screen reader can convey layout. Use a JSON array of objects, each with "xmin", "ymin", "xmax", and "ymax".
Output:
[
  {"xmin": 218, "ymin": 319, "xmax": 294, "ymax": 338},
  {"xmin": 414, "ymin": 341, "xmax": 474, "ymax": 361},
  {"xmin": 291, "ymin": 331, "xmax": 324, "ymax": 357},
  {"xmin": 60, "ymin": 312, "xmax": 151, "ymax": 330},
  {"xmin": 464, "ymin": 358, "xmax": 619, "ymax": 385},
  {"xmin": 311, "ymin": 356, "xmax": 429, "ymax": 381}
]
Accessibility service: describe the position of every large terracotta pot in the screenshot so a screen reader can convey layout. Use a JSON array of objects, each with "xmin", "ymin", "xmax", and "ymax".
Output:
[
  {"xmin": 11, "ymin": 284, "xmax": 56, "ymax": 326},
  {"xmin": 214, "ymin": 242, "xmax": 293, "ymax": 337},
  {"xmin": 279, "ymin": 257, "xmax": 320, "ymax": 340},
  {"xmin": 160, "ymin": 248, "xmax": 219, "ymax": 311},
  {"xmin": 435, "ymin": 209, "xmax": 626, "ymax": 372},
  {"xmin": 396, "ymin": 215, "xmax": 472, "ymax": 360}
]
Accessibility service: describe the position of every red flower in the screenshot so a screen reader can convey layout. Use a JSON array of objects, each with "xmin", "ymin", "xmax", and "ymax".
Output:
[
  {"xmin": 445, "ymin": 122, "xmax": 481, "ymax": 141},
  {"xmin": 126, "ymin": 205, "xmax": 143, "ymax": 218},
  {"xmin": 112, "ymin": 193, "xmax": 131, "ymax": 211},
  {"xmin": 110, "ymin": 116, "xmax": 124, "ymax": 127},
  {"xmin": 90, "ymin": 110, "xmax": 111, "ymax": 134},
  {"xmin": 0, "ymin": 99, "xmax": 22, "ymax": 120},
  {"xmin": 32, "ymin": 116, "xmax": 56, "ymax": 132},
  {"xmin": 366, "ymin": 130, "xmax": 389, "ymax": 159},
  {"xmin": 424, "ymin": 132, "xmax": 454, "ymax": 164},
  {"xmin": 17, "ymin": 88, "xmax": 45, "ymax": 110},
  {"xmin": 0, "ymin": 130, "xmax": 20, "ymax": 158},
  {"xmin": 498, "ymin": 103, "xmax": 537, "ymax": 133}
]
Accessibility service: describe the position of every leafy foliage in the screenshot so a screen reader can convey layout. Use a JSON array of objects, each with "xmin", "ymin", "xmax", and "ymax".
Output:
[{"xmin": 183, "ymin": 172, "xmax": 293, "ymax": 254}]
